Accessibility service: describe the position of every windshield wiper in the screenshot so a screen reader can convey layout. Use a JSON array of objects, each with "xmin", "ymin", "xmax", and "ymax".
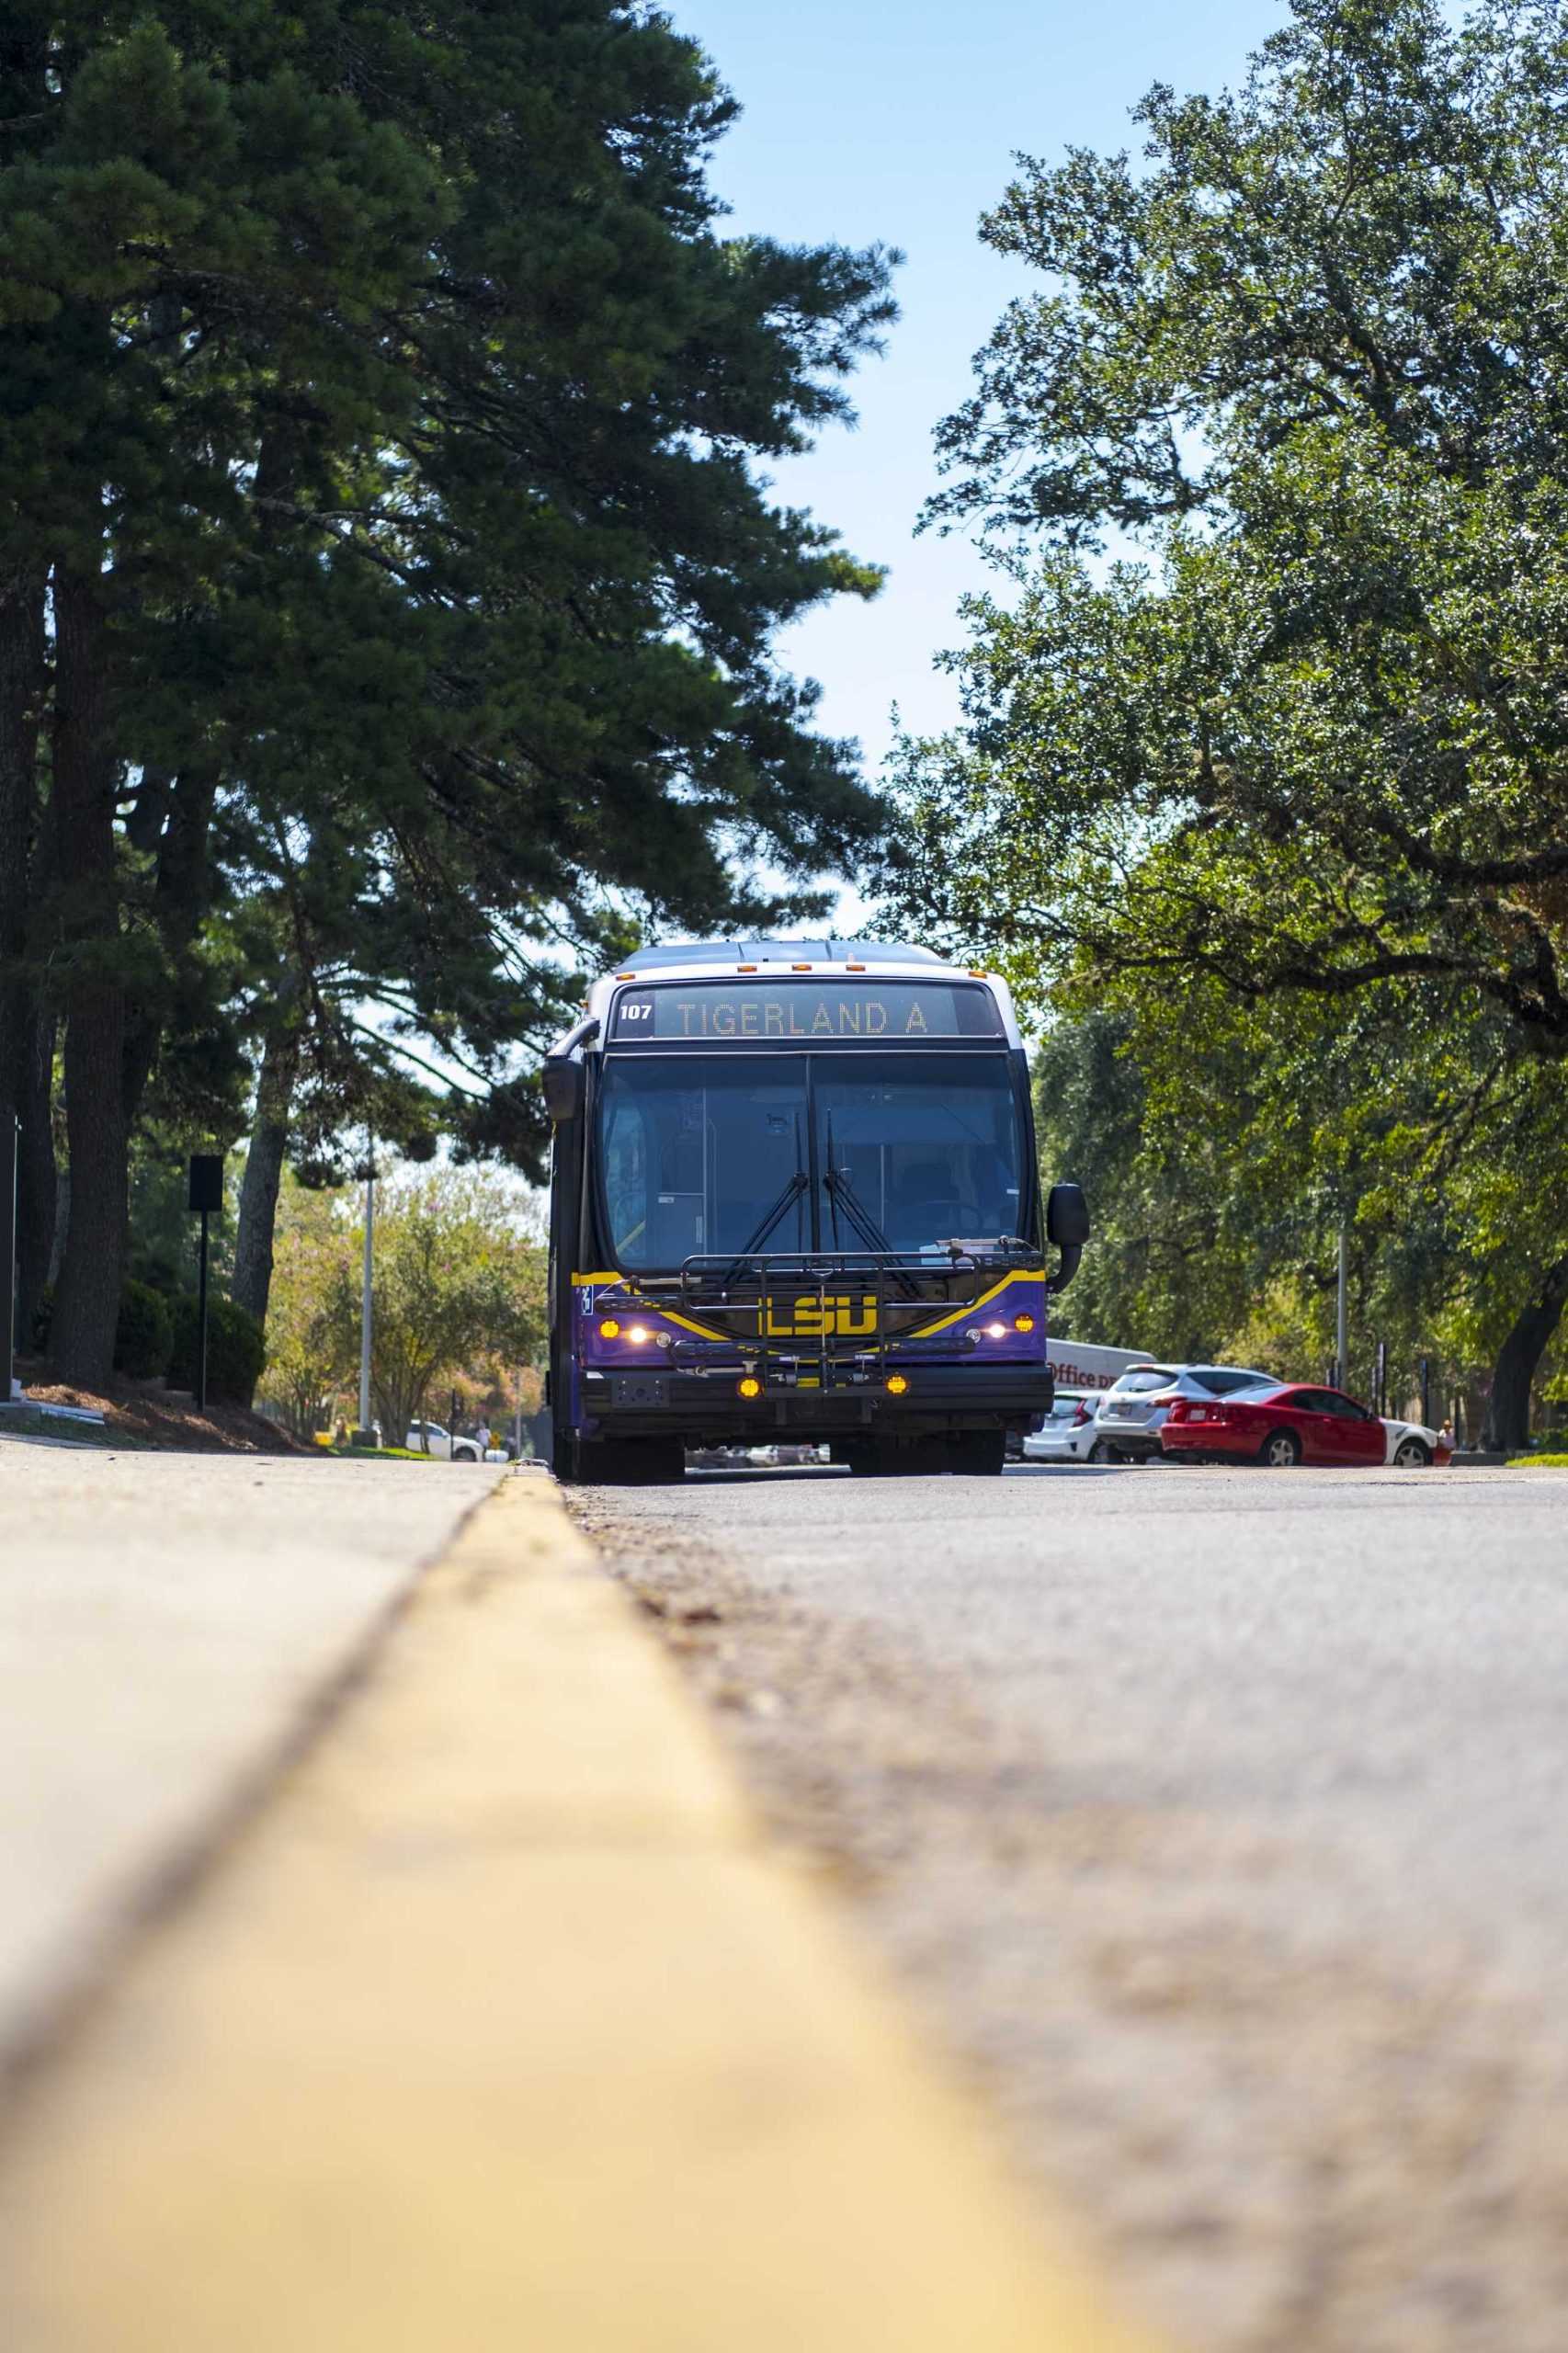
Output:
[
  {"xmin": 823, "ymin": 1119, "xmax": 919, "ymax": 1297},
  {"xmin": 722, "ymin": 1115, "xmax": 808, "ymax": 1281}
]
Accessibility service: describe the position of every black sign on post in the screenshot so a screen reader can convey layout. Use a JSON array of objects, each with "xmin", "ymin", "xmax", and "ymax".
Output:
[{"xmin": 187, "ymin": 1154, "xmax": 223, "ymax": 1412}]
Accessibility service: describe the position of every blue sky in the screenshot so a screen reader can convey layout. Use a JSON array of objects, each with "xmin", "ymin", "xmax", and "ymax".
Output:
[{"xmin": 680, "ymin": 0, "xmax": 1292, "ymax": 801}]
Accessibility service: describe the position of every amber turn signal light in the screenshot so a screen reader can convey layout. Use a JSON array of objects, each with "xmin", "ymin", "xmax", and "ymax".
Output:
[
  {"xmin": 598, "ymin": 1319, "xmax": 620, "ymax": 1338},
  {"xmin": 737, "ymin": 1376, "xmax": 761, "ymax": 1399},
  {"xmin": 886, "ymin": 1373, "xmax": 908, "ymax": 1395}
]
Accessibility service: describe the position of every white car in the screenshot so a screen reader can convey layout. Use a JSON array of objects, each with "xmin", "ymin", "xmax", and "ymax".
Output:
[
  {"xmin": 1379, "ymin": 1415, "xmax": 1452, "ymax": 1468},
  {"xmin": 406, "ymin": 1421, "xmax": 483, "ymax": 1462},
  {"xmin": 1023, "ymin": 1392, "xmax": 1107, "ymax": 1462}
]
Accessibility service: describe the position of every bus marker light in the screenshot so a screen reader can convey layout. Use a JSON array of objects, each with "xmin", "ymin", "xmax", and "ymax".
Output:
[
  {"xmin": 738, "ymin": 963, "xmax": 757, "ymax": 972},
  {"xmin": 846, "ymin": 961, "xmax": 866, "ymax": 971},
  {"xmin": 616, "ymin": 972, "xmax": 636, "ymax": 979},
  {"xmin": 627, "ymin": 1324, "xmax": 651, "ymax": 1345},
  {"xmin": 737, "ymin": 1376, "xmax": 761, "ymax": 1399},
  {"xmin": 598, "ymin": 1319, "xmax": 621, "ymax": 1338},
  {"xmin": 1014, "ymin": 1313, "xmax": 1036, "ymax": 1333},
  {"xmin": 791, "ymin": 962, "xmax": 812, "ymax": 971},
  {"xmin": 886, "ymin": 1374, "xmax": 908, "ymax": 1395}
]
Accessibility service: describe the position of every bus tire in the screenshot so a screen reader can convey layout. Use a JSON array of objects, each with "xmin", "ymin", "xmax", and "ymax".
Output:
[
  {"xmin": 574, "ymin": 1437, "xmax": 687, "ymax": 1486},
  {"xmin": 948, "ymin": 1432, "xmax": 1006, "ymax": 1476},
  {"xmin": 843, "ymin": 1438, "xmax": 937, "ymax": 1476}
]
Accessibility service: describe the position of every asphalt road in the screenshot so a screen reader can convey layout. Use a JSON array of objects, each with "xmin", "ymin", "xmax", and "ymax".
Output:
[{"xmin": 574, "ymin": 1461, "xmax": 1568, "ymax": 2353}]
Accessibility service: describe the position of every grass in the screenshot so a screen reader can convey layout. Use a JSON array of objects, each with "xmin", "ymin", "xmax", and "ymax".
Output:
[{"xmin": 1508, "ymin": 1451, "xmax": 1568, "ymax": 1468}]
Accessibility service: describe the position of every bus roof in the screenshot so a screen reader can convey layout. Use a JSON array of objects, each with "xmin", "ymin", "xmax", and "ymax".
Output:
[{"xmin": 628, "ymin": 938, "xmax": 947, "ymax": 970}]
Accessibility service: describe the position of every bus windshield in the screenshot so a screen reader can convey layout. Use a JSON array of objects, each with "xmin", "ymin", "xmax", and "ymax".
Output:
[{"xmin": 597, "ymin": 1052, "xmax": 1024, "ymax": 1271}]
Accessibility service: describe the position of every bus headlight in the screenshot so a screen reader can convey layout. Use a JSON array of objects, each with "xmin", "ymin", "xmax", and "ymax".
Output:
[
  {"xmin": 627, "ymin": 1324, "xmax": 651, "ymax": 1345},
  {"xmin": 984, "ymin": 1321, "xmax": 1007, "ymax": 1339}
]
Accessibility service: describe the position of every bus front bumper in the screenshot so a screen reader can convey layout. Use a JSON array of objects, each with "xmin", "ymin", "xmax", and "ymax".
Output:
[{"xmin": 579, "ymin": 1362, "xmax": 1053, "ymax": 1438}]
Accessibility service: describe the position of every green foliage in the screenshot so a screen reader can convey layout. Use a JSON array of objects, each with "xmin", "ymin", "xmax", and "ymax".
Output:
[
  {"xmin": 257, "ymin": 1163, "xmax": 546, "ymax": 1438},
  {"xmin": 887, "ymin": 0, "xmax": 1568, "ymax": 1428},
  {"xmin": 322, "ymin": 1169, "xmax": 546, "ymax": 1439},
  {"xmin": 113, "ymin": 1280, "xmax": 174, "ymax": 1381},
  {"xmin": 256, "ymin": 1178, "xmax": 357, "ymax": 1436},
  {"xmin": 891, "ymin": 0, "xmax": 1568, "ymax": 1041},
  {"xmin": 2, "ymin": 0, "xmax": 900, "ymax": 1384},
  {"xmin": 167, "ymin": 1292, "xmax": 267, "ymax": 1407}
]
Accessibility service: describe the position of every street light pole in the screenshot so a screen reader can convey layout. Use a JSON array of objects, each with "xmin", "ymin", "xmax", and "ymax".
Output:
[{"xmin": 358, "ymin": 1146, "xmax": 375, "ymax": 1437}]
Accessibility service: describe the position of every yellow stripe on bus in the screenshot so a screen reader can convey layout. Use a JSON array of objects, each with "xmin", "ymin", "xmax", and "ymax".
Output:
[{"xmin": 905, "ymin": 1271, "xmax": 1046, "ymax": 1338}]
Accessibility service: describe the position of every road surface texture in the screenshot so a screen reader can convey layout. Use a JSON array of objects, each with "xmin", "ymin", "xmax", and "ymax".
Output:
[
  {"xmin": 574, "ymin": 1461, "xmax": 1568, "ymax": 2353},
  {"xmin": 0, "ymin": 1446, "xmax": 505, "ymax": 2069}
]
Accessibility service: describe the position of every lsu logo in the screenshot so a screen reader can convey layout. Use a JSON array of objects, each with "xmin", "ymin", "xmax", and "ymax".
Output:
[{"xmin": 765, "ymin": 1293, "xmax": 878, "ymax": 1339}]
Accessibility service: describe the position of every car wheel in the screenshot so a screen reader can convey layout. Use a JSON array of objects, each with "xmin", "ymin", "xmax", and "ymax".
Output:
[
  {"xmin": 1259, "ymin": 1429, "xmax": 1302, "ymax": 1468},
  {"xmin": 1392, "ymin": 1436, "xmax": 1431, "ymax": 1467},
  {"xmin": 1087, "ymin": 1438, "xmax": 1110, "ymax": 1463}
]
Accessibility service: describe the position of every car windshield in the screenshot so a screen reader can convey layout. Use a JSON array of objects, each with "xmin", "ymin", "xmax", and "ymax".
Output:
[{"xmin": 597, "ymin": 1051, "xmax": 1023, "ymax": 1270}]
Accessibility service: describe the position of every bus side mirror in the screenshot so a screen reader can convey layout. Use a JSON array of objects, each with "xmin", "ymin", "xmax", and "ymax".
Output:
[
  {"xmin": 1046, "ymin": 1181, "xmax": 1090, "ymax": 1291},
  {"xmin": 541, "ymin": 1059, "xmax": 585, "ymax": 1124}
]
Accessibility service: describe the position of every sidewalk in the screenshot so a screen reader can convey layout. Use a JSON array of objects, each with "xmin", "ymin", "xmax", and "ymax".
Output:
[
  {"xmin": 0, "ymin": 1460, "xmax": 1165, "ymax": 2352},
  {"xmin": 0, "ymin": 1448, "xmax": 502, "ymax": 2066}
]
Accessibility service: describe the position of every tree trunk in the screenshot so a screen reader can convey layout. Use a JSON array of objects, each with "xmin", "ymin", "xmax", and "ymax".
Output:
[
  {"xmin": 232, "ymin": 1011, "xmax": 301, "ymax": 1328},
  {"xmin": 121, "ymin": 765, "xmax": 221, "ymax": 1130},
  {"xmin": 0, "ymin": 569, "xmax": 46, "ymax": 1351},
  {"xmin": 16, "ymin": 1006, "xmax": 57, "ymax": 1345},
  {"xmin": 48, "ymin": 559, "xmax": 128, "ymax": 1388},
  {"xmin": 1481, "ymin": 1256, "xmax": 1568, "ymax": 1452}
]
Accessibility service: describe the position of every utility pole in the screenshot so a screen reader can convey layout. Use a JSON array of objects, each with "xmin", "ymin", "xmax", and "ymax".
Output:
[
  {"xmin": 1335, "ymin": 1225, "xmax": 1349, "ymax": 1392},
  {"xmin": 358, "ymin": 1144, "xmax": 375, "ymax": 1438}
]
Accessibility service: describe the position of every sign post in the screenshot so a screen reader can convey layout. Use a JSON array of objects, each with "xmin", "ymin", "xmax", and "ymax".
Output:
[{"xmin": 187, "ymin": 1155, "xmax": 224, "ymax": 1411}]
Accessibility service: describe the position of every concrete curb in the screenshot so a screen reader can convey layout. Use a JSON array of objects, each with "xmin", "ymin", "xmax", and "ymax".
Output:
[{"xmin": 0, "ymin": 1471, "xmax": 1168, "ymax": 2352}]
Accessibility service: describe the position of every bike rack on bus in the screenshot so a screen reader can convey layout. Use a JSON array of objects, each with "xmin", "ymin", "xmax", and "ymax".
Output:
[{"xmin": 667, "ymin": 1245, "xmax": 1032, "ymax": 1393}]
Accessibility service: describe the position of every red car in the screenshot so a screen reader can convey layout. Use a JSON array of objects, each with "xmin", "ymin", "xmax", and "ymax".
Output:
[{"xmin": 1163, "ymin": 1381, "xmax": 1395, "ymax": 1468}]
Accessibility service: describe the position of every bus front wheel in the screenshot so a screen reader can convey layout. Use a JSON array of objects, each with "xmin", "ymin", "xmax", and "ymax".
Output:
[
  {"xmin": 948, "ymin": 1431, "xmax": 1006, "ymax": 1476},
  {"xmin": 565, "ymin": 1436, "xmax": 687, "ymax": 1486}
]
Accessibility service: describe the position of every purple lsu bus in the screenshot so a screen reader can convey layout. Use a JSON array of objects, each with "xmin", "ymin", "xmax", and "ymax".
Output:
[{"xmin": 541, "ymin": 939, "xmax": 1090, "ymax": 1483}]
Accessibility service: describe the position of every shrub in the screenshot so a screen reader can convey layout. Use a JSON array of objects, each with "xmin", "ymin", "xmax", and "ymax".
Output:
[
  {"xmin": 114, "ymin": 1280, "xmax": 174, "ymax": 1380},
  {"xmin": 167, "ymin": 1292, "xmax": 267, "ymax": 1407}
]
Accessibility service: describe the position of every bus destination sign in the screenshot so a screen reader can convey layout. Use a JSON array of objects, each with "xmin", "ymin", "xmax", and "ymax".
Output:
[{"xmin": 611, "ymin": 978, "xmax": 1003, "ymax": 1041}]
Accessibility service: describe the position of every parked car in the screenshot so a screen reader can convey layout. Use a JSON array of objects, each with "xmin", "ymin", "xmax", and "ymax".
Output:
[
  {"xmin": 405, "ymin": 1421, "xmax": 484, "ymax": 1462},
  {"xmin": 1376, "ymin": 1413, "xmax": 1454, "ymax": 1468},
  {"xmin": 1094, "ymin": 1362, "xmax": 1276, "ymax": 1461},
  {"xmin": 1091, "ymin": 1363, "xmax": 1185, "ymax": 1461},
  {"xmin": 1161, "ymin": 1382, "xmax": 1453, "ymax": 1467},
  {"xmin": 1023, "ymin": 1392, "xmax": 1107, "ymax": 1463}
]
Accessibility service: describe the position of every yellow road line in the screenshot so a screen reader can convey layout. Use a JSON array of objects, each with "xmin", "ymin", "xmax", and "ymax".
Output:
[{"xmin": 0, "ymin": 1474, "xmax": 1168, "ymax": 2353}]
